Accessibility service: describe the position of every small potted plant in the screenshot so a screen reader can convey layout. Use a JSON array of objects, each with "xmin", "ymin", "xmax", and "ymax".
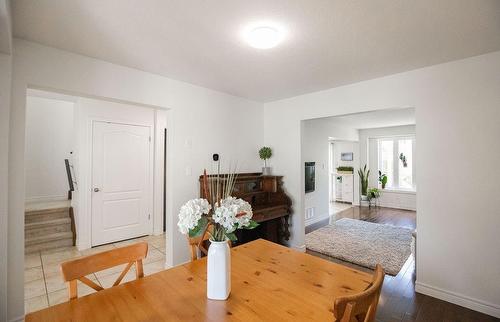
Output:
[
  {"xmin": 378, "ymin": 170, "xmax": 388, "ymax": 189},
  {"xmin": 259, "ymin": 146, "xmax": 273, "ymax": 175},
  {"xmin": 367, "ymin": 187, "xmax": 381, "ymax": 208}
]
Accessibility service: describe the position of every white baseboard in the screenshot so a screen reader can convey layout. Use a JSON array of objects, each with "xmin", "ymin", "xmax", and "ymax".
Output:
[
  {"xmin": 164, "ymin": 260, "xmax": 173, "ymax": 269},
  {"xmin": 415, "ymin": 281, "xmax": 500, "ymax": 318},
  {"xmin": 9, "ymin": 315, "xmax": 24, "ymax": 322},
  {"xmin": 377, "ymin": 202, "xmax": 416, "ymax": 211},
  {"xmin": 153, "ymin": 229, "xmax": 164, "ymax": 236},
  {"xmin": 76, "ymin": 242, "xmax": 91, "ymax": 251},
  {"xmin": 305, "ymin": 213, "xmax": 330, "ymax": 227}
]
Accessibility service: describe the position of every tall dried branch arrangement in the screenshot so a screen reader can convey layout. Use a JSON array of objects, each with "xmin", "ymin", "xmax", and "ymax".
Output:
[{"xmin": 205, "ymin": 162, "xmax": 238, "ymax": 210}]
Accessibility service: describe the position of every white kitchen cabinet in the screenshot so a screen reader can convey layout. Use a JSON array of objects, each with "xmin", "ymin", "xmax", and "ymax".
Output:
[{"xmin": 335, "ymin": 173, "xmax": 354, "ymax": 203}]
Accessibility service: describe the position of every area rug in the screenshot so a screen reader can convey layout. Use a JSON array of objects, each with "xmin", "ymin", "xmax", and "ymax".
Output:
[{"xmin": 305, "ymin": 218, "xmax": 412, "ymax": 275}]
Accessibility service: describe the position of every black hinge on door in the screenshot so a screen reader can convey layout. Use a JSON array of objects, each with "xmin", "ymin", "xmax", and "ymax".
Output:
[{"xmin": 148, "ymin": 214, "xmax": 151, "ymax": 220}]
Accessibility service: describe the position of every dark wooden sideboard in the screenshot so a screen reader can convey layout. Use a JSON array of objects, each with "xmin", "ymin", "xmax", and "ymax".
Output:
[{"xmin": 199, "ymin": 173, "xmax": 292, "ymax": 245}]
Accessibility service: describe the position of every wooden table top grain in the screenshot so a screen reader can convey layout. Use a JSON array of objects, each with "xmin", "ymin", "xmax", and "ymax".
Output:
[{"xmin": 26, "ymin": 239, "xmax": 372, "ymax": 322}]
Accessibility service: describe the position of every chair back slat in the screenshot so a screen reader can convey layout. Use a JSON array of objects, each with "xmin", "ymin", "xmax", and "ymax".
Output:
[
  {"xmin": 333, "ymin": 264, "xmax": 385, "ymax": 322},
  {"xmin": 61, "ymin": 242, "xmax": 148, "ymax": 282},
  {"xmin": 112, "ymin": 261, "xmax": 134, "ymax": 287},
  {"xmin": 78, "ymin": 276, "xmax": 104, "ymax": 292},
  {"xmin": 60, "ymin": 242, "xmax": 148, "ymax": 300}
]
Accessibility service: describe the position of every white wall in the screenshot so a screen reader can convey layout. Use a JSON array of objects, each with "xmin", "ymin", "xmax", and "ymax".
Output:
[
  {"xmin": 264, "ymin": 51, "xmax": 500, "ymax": 317},
  {"xmin": 332, "ymin": 141, "xmax": 357, "ymax": 171},
  {"xmin": 25, "ymin": 96, "xmax": 74, "ymax": 202},
  {"xmin": 0, "ymin": 52, "xmax": 12, "ymax": 322},
  {"xmin": 359, "ymin": 125, "xmax": 416, "ymax": 210},
  {"xmin": 7, "ymin": 39, "xmax": 264, "ymax": 321},
  {"xmin": 0, "ymin": 3, "xmax": 11, "ymax": 319},
  {"xmin": 302, "ymin": 118, "xmax": 358, "ymax": 226}
]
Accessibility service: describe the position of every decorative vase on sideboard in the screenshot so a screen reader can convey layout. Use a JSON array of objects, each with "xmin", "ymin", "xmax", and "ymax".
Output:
[
  {"xmin": 207, "ymin": 239, "xmax": 231, "ymax": 300},
  {"xmin": 262, "ymin": 166, "xmax": 272, "ymax": 175}
]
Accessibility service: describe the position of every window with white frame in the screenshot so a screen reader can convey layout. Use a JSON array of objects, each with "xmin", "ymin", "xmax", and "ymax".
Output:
[{"xmin": 377, "ymin": 136, "xmax": 416, "ymax": 190}]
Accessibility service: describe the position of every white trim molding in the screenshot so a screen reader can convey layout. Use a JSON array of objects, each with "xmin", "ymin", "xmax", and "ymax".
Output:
[
  {"xmin": 153, "ymin": 109, "xmax": 167, "ymax": 236},
  {"xmin": 9, "ymin": 315, "xmax": 24, "ymax": 322},
  {"xmin": 163, "ymin": 261, "xmax": 173, "ymax": 270},
  {"xmin": 304, "ymin": 212, "xmax": 331, "ymax": 227},
  {"xmin": 415, "ymin": 281, "xmax": 500, "ymax": 318},
  {"xmin": 293, "ymin": 244, "xmax": 306, "ymax": 253}
]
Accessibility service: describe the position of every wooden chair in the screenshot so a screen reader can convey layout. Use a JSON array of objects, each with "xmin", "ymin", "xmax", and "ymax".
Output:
[
  {"xmin": 188, "ymin": 224, "xmax": 232, "ymax": 261},
  {"xmin": 332, "ymin": 264, "xmax": 385, "ymax": 322},
  {"xmin": 60, "ymin": 242, "xmax": 148, "ymax": 300},
  {"xmin": 188, "ymin": 224, "xmax": 212, "ymax": 262}
]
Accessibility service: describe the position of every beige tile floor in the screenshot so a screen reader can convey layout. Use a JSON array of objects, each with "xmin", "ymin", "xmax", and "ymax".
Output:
[{"xmin": 24, "ymin": 234, "xmax": 167, "ymax": 314}]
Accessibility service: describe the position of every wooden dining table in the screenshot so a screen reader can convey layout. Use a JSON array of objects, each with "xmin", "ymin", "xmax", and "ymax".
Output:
[{"xmin": 26, "ymin": 239, "xmax": 373, "ymax": 321}]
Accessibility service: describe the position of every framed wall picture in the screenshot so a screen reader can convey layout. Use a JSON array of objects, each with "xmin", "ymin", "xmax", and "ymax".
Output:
[{"xmin": 341, "ymin": 152, "xmax": 353, "ymax": 161}]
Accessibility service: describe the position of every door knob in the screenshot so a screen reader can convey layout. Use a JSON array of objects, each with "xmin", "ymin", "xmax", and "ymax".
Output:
[{"xmin": 94, "ymin": 188, "xmax": 100, "ymax": 192}]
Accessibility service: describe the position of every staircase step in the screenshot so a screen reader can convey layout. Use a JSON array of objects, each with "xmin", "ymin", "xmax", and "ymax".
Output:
[
  {"xmin": 26, "ymin": 231, "xmax": 73, "ymax": 246},
  {"xmin": 25, "ymin": 239, "xmax": 74, "ymax": 254},
  {"xmin": 25, "ymin": 218, "xmax": 72, "ymax": 239},
  {"xmin": 25, "ymin": 217, "xmax": 71, "ymax": 230},
  {"xmin": 25, "ymin": 200, "xmax": 71, "ymax": 212},
  {"xmin": 25, "ymin": 207, "xmax": 70, "ymax": 224},
  {"xmin": 25, "ymin": 231, "xmax": 74, "ymax": 254}
]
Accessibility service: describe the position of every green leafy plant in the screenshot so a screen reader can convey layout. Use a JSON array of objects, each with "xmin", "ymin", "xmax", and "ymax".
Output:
[
  {"xmin": 336, "ymin": 166, "xmax": 354, "ymax": 172},
  {"xmin": 367, "ymin": 187, "xmax": 381, "ymax": 200},
  {"xmin": 358, "ymin": 165, "xmax": 370, "ymax": 196},
  {"xmin": 378, "ymin": 170, "xmax": 388, "ymax": 189},
  {"xmin": 259, "ymin": 147, "xmax": 272, "ymax": 167}
]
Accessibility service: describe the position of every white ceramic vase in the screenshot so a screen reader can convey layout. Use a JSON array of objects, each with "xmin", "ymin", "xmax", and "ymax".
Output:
[{"xmin": 207, "ymin": 239, "xmax": 231, "ymax": 300}]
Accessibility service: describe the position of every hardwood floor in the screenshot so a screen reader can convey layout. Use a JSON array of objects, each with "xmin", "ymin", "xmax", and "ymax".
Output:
[{"xmin": 305, "ymin": 206, "xmax": 499, "ymax": 322}]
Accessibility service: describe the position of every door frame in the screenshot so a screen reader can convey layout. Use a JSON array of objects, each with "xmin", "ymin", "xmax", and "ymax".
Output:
[
  {"xmin": 75, "ymin": 102, "xmax": 166, "ymax": 250},
  {"xmin": 327, "ymin": 139, "xmax": 360, "ymax": 207},
  {"xmin": 90, "ymin": 120, "xmax": 154, "ymax": 246}
]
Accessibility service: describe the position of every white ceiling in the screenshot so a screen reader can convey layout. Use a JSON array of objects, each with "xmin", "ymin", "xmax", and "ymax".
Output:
[
  {"xmin": 312, "ymin": 107, "xmax": 415, "ymax": 130},
  {"xmin": 11, "ymin": 0, "xmax": 500, "ymax": 102}
]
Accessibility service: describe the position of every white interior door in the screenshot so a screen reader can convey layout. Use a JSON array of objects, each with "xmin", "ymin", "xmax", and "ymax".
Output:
[{"xmin": 91, "ymin": 121, "xmax": 152, "ymax": 246}]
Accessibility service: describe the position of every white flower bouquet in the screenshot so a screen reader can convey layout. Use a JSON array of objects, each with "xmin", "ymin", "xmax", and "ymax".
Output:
[{"xmin": 177, "ymin": 169, "xmax": 258, "ymax": 242}]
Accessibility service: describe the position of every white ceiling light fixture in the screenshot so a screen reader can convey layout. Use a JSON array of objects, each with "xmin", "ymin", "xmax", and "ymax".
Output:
[{"xmin": 243, "ymin": 22, "xmax": 286, "ymax": 49}]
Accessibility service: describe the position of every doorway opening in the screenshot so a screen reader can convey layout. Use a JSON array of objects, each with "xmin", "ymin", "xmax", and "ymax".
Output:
[
  {"xmin": 23, "ymin": 88, "xmax": 167, "ymax": 313},
  {"xmin": 328, "ymin": 140, "xmax": 359, "ymax": 217},
  {"xmin": 303, "ymin": 107, "xmax": 417, "ymax": 278}
]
